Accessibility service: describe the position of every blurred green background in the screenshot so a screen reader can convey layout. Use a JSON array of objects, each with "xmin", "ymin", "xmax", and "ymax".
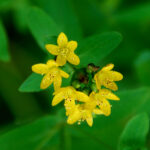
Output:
[{"xmin": 0, "ymin": 0, "xmax": 150, "ymax": 149}]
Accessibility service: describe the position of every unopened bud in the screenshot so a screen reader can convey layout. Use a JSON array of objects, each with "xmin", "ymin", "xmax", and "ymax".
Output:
[
  {"xmin": 72, "ymin": 80, "xmax": 80, "ymax": 89},
  {"xmin": 83, "ymin": 89, "xmax": 90, "ymax": 95},
  {"xmin": 86, "ymin": 63, "xmax": 99, "ymax": 73},
  {"xmin": 86, "ymin": 65, "xmax": 93, "ymax": 73},
  {"xmin": 91, "ymin": 83, "xmax": 98, "ymax": 93}
]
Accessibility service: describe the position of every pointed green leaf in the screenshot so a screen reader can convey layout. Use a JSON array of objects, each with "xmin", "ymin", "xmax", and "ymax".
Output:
[
  {"xmin": 77, "ymin": 32, "xmax": 122, "ymax": 67},
  {"xmin": 32, "ymin": 0, "xmax": 82, "ymax": 40},
  {"xmin": 27, "ymin": 7, "xmax": 61, "ymax": 50},
  {"xmin": 12, "ymin": 0, "xmax": 31, "ymax": 32},
  {"xmin": 19, "ymin": 73, "xmax": 42, "ymax": 92},
  {"xmin": 0, "ymin": 21, "xmax": 10, "ymax": 62},
  {"xmin": 119, "ymin": 113, "xmax": 149, "ymax": 150}
]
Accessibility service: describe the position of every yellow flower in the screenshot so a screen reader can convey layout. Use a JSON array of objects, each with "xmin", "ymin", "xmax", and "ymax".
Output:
[
  {"xmin": 45, "ymin": 32, "xmax": 80, "ymax": 66},
  {"xmin": 94, "ymin": 64, "xmax": 123, "ymax": 91},
  {"xmin": 52, "ymin": 86, "xmax": 89, "ymax": 106},
  {"xmin": 52, "ymin": 87, "xmax": 92, "ymax": 125},
  {"xmin": 67, "ymin": 92, "xmax": 98, "ymax": 127},
  {"xmin": 67, "ymin": 89, "xmax": 119, "ymax": 126},
  {"xmin": 94, "ymin": 89, "xmax": 120, "ymax": 116},
  {"xmin": 32, "ymin": 60, "xmax": 69, "ymax": 91},
  {"xmin": 67, "ymin": 104, "xmax": 94, "ymax": 127},
  {"xmin": 51, "ymin": 87, "xmax": 120, "ymax": 126}
]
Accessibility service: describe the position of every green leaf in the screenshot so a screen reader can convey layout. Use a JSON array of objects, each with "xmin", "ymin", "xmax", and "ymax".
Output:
[
  {"xmin": 141, "ymin": 147, "xmax": 148, "ymax": 150},
  {"xmin": 134, "ymin": 50, "xmax": 150, "ymax": 86},
  {"xmin": 19, "ymin": 73, "xmax": 42, "ymax": 92},
  {"xmin": 115, "ymin": 3, "xmax": 150, "ymax": 25},
  {"xmin": 77, "ymin": 32, "xmax": 122, "ymax": 68},
  {"xmin": 27, "ymin": 7, "xmax": 61, "ymax": 50},
  {"xmin": 12, "ymin": 0, "xmax": 31, "ymax": 33},
  {"xmin": 0, "ymin": 0, "xmax": 12, "ymax": 12},
  {"xmin": 0, "ymin": 115, "xmax": 63, "ymax": 150},
  {"xmin": 119, "ymin": 113, "xmax": 149, "ymax": 150},
  {"xmin": 0, "ymin": 110, "xmax": 109, "ymax": 150},
  {"xmin": 32, "ymin": 0, "xmax": 82, "ymax": 40},
  {"xmin": 0, "ymin": 112, "xmax": 104, "ymax": 150},
  {"xmin": 0, "ymin": 21, "xmax": 10, "ymax": 62}
]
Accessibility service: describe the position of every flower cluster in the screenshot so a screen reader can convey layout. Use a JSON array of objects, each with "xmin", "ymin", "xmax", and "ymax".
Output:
[{"xmin": 32, "ymin": 32, "xmax": 123, "ymax": 127}]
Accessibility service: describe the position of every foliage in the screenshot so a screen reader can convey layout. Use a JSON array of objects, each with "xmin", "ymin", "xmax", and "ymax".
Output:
[{"xmin": 0, "ymin": 0, "xmax": 150, "ymax": 149}]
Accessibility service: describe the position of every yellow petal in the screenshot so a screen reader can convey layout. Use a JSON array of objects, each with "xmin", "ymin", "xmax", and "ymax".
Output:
[
  {"xmin": 32, "ymin": 64, "xmax": 49, "ymax": 74},
  {"xmin": 54, "ymin": 86, "xmax": 74, "ymax": 96},
  {"xmin": 101, "ymin": 64, "xmax": 114, "ymax": 71},
  {"xmin": 99, "ymin": 99, "xmax": 111, "ymax": 116},
  {"xmin": 52, "ymin": 91, "xmax": 65, "ymax": 106},
  {"xmin": 94, "ymin": 74, "xmax": 101, "ymax": 90},
  {"xmin": 54, "ymin": 86, "xmax": 76, "ymax": 100},
  {"xmin": 57, "ymin": 32, "xmax": 68, "ymax": 47},
  {"xmin": 99, "ymin": 89, "xmax": 120, "ymax": 100},
  {"xmin": 47, "ymin": 60, "xmax": 58, "ymax": 68},
  {"xmin": 103, "ymin": 81, "xmax": 118, "ymax": 91},
  {"xmin": 45, "ymin": 44, "xmax": 59, "ymax": 55},
  {"xmin": 32, "ymin": 64, "xmax": 48, "ymax": 74},
  {"xmin": 67, "ymin": 41, "xmax": 77, "ymax": 51},
  {"xmin": 40, "ymin": 72, "xmax": 53, "ymax": 89},
  {"xmin": 64, "ymin": 87, "xmax": 76, "ymax": 100},
  {"xmin": 108, "ymin": 71, "xmax": 123, "ymax": 81},
  {"xmin": 89, "ymin": 91, "xmax": 96, "ymax": 98},
  {"xmin": 67, "ymin": 53, "xmax": 80, "ymax": 65},
  {"xmin": 65, "ymin": 98, "xmax": 76, "ymax": 108},
  {"xmin": 65, "ymin": 98, "xmax": 76, "ymax": 116},
  {"xmin": 95, "ymin": 71, "xmax": 119, "ymax": 91},
  {"xmin": 56, "ymin": 55, "xmax": 66, "ymax": 66},
  {"xmin": 53, "ymin": 87, "xmax": 65, "ymax": 95},
  {"xmin": 85, "ymin": 100, "xmax": 97, "ymax": 111},
  {"xmin": 53, "ymin": 75, "xmax": 62, "ymax": 91},
  {"xmin": 60, "ymin": 70, "xmax": 69, "ymax": 78},
  {"xmin": 67, "ymin": 110, "xmax": 81, "ymax": 124},
  {"xmin": 86, "ymin": 112, "xmax": 93, "ymax": 127},
  {"xmin": 76, "ymin": 91, "xmax": 89, "ymax": 102},
  {"xmin": 93, "ymin": 109, "xmax": 104, "ymax": 115}
]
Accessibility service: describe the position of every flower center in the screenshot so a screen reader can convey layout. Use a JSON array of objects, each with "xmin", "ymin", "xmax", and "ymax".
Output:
[
  {"xmin": 71, "ymin": 64, "xmax": 99, "ymax": 95},
  {"xmin": 48, "ymin": 68, "xmax": 59, "ymax": 78},
  {"xmin": 58, "ymin": 47, "xmax": 69, "ymax": 57}
]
